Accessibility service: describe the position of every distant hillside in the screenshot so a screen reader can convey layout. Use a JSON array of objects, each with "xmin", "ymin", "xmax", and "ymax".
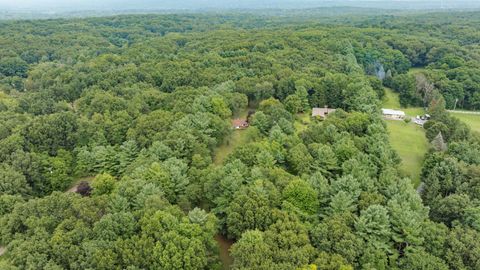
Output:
[{"xmin": 1, "ymin": 0, "xmax": 480, "ymax": 20}]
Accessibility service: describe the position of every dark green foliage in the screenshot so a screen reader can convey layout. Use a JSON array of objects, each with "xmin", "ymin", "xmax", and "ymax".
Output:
[{"xmin": 0, "ymin": 9, "xmax": 479, "ymax": 270}]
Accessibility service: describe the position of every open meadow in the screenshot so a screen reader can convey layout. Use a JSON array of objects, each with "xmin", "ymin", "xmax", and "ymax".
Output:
[
  {"xmin": 383, "ymin": 88, "xmax": 428, "ymax": 186},
  {"xmin": 450, "ymin": 112, "xmax": 480, "ymax": 134},
  {"xmin": 385, "ymin": 120, "xmax": 428, "ymax": 186}
]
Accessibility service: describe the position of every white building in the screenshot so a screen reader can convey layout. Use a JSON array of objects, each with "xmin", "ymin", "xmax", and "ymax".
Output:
[{"xmin": 382, "ymin": 108, "xmax": 406, "ymax": 120}]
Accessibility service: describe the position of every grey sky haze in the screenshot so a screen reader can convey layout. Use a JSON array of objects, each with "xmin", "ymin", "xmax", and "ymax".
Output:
[{"xmin": 0, "ymin": 0, "xmax": 479, "ymax": 11}]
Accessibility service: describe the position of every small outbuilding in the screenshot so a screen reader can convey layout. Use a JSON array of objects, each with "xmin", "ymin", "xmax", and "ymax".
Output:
[
  {"xmin": 312, "ymin": 107, "xmax": 336, "ymax": 119},
  {"xmin": 232, "ymin": 119, "xmax": 249, "ymax": 129},
  {"xmin": 382, "ymin": 108, "xmax": 405, "ymax": 120}
]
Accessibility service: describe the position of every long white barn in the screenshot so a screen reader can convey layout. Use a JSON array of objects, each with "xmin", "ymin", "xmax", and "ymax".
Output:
[{"xmin": 382, "ymin": 108, "xmax": 406, "ymax": 119}]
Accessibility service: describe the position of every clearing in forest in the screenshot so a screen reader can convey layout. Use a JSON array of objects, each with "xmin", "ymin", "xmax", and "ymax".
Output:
[
  {"xmin": 382, "ymin": 88, "xmax": 425, "ymax": 117},
  {"xmin": 213, "ymin": 129, "xmax": 251, "ymax": 165},
  {"xmin": 386, "ymin": 120, "xmax": 428, "ymax": 187},
  {"xmin": 383, "ymin": 88, "xmax": 428, "ymax": 187},
  {"xmin": 213, "ymin": 108, "xmax": 253, "ymax": 165},
  {"xmin": 294, "ymin": 113, "xmax": 311, "ymax": 134}
]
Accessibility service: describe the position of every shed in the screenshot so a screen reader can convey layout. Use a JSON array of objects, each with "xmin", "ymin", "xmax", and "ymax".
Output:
[
  {"xmin": 382, "ymin": 108, "xmax": 405, "ymax": 119},
  {"xmin": 312, "ymin": 107, "xmax": 336, "ymax": 118}
]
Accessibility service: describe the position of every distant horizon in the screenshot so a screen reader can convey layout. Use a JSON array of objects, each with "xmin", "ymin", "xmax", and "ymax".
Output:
[{"xmin": 1, "ymin": 0, "xmax": 480, "ymax": 12}]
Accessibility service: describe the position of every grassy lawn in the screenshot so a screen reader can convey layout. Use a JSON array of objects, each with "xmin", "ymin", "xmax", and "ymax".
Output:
[
  {"xmin": 382, "ymin": 88, "xmax": 425, "ymax": 117},
  {"xmin": 383, "ymin": 86, "xmax": 428, "ymax": 186},
  {"xmin": 294, "ymin": 113, "xmax": 311, "ymax": 134},
  {"xmin": 386, "ymin": 120, "xmax": 428, "ymax": 186},
  {"xmin": 213, "ymin": 107, "xmax": 255, "ymax": 165},
  {"xmin": 408, "ymin": 67, "xmax": 426, "ymax": 74},
  {"xmin": 214, "ymin": 129, "xmax": 251, "ymax": 165},
  {"xmin": 450, "ymin": 112, "xmax": 480, "ymax": 134},
  {"xmin": 382, "ymin": 87, "xmax": 402, "ymax": 108}
]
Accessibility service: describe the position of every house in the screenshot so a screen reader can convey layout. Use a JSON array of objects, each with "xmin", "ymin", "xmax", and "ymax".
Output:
[
  {"xmin": 312, "ymin": 107, "xmax": 336, "ymax": 119},
  {"xmin": 232, "ymin": 119, "xmax": 249, "ymax": 129},
  {"xmin": 382, "ymin": 108, "xmax": 405, "ymax": 120}
]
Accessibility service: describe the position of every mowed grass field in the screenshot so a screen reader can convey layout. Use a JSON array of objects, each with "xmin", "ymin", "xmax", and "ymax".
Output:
[
  {"xmin": 386, "ymin": 120, "xmax": 428, "ymax": 186},
  {"xmin": 383, "ymin": 87, "xmax": 428, "ymax": 186},
  {"xmin": 450, "ymin": 112, "xmax": 480, "ymax": 134}
]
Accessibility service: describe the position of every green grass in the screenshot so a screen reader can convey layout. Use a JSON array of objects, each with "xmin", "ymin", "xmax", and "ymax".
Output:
[
  {"xmin": 213, "ymin": 107, "xmax": 254, "ymax": 165},
  {"xmin": 450, "ymin": 112, "xmax": 480, "ymax": 134},
  {"xmin": 214, "ymin": 129, "xmax": 251, "ymax": 165},
  {"xmin": 382, "ymin": 86, "xmax": 428, "ymax": 186},
  {"xmin": 382, "ymin": 88, "xmax": 425, "ymax": 117},
  {"xmin": 294, "ymin": 113, "xmax": 311, "ymax": 134},
  {"xmin": 408, "ymin": 67, "xmax": 426, "ymax": 74},
  {"xmin": 382, "ymin": 87, "xmax": 402, "ymax": 108},
  {"xmin": 386, "ymin": 120, "xmax": 428, "ymax": 186}
]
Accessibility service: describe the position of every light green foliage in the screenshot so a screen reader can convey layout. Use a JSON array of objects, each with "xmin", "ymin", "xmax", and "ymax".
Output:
[
  {"xmin": 282, "ymin": 179, "xmax": 319, "ymax": 215},
  {"xmin": 226, "ymin": 181, "xmax": 279, "ymax": 239},
  {"xmin": 92, "ymin": 173, "xmax": 116, "ymax": 195},
  {"xmin": 0, "ymin": 164, "xmax": 30, "ymax": 196},
  {"xmin": 230, "ymin": 230, "xmax": 274, "ymax": 270},
  {"xmin": 355, "ymin": 205, "xmax": 391, "ymax": 251}
]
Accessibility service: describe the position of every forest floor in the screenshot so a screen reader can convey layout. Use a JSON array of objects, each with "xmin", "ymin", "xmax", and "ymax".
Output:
[
  {"xmin": 383, "ymin": 88, "xmax": 428, "ymax": 187},
  {"xmin": 0, "ymin": 246, "xmax": 5, "ymax": 256},
  {"xmin": 449, "ymin": 111, "xmax": 480, "ymax": 133},
  {"xmin": 215, "ymin": 234, "xmax": 234, "ymax": 270}
]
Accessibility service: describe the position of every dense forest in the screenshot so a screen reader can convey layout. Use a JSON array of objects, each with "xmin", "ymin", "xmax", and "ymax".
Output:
[{"xmin": 1, "ymin": 9, "xmax": 480, "ymax": 270}]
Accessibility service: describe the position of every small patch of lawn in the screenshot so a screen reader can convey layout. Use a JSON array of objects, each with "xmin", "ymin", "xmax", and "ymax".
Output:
[
  {"xmin": 382, "ymin": 88, "xmax": 425, "ymax": 117},
  {"xmin": 214, "ymin": 129, "xmax": 251, "ymax": 165},
  {"xmin": 386, "ymin": 120, "xmax": 428, "ymax": 187},
  {"xmin": 294, "ymin": 113, "xmax": 311, "ymax": 134},
  {"xmin": 382, "ymin": 87, "xmax": 402, "ymax": 109},
  {"xmin": 450, "ymin": 112, "xmax": 480, "ymax": 134},
  {"xmin": 408, "ymin": 67, "xmax": 426, "ymax": 74}
]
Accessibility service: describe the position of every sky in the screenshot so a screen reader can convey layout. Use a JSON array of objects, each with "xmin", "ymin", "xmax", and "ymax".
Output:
[{"xmin": 0, "ymin": 0, "xmax": 479, "ymax": 11}]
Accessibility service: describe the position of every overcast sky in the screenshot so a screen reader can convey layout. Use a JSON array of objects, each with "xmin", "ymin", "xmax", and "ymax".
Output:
[{"xmin": 0, "ymin": 0, "xmax": 478, "ymax": 11}]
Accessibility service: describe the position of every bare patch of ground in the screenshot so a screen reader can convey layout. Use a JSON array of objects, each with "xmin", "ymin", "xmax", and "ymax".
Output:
[{"xmin": 215, "ymin": 234, "xmax": 234, "ymax": 270}]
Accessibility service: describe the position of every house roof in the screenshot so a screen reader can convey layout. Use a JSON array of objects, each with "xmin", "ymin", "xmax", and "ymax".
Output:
[
  {"xmin": 232, "ymin": 119, "xmax": 248, "ymax": 127},
  {"xmin": 381, "ymin": 108, "xmax": 405, "ymax": 116},
  {"xmin": 312, "ymin": 107, "xmax": 336, "ymax": 118}
]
